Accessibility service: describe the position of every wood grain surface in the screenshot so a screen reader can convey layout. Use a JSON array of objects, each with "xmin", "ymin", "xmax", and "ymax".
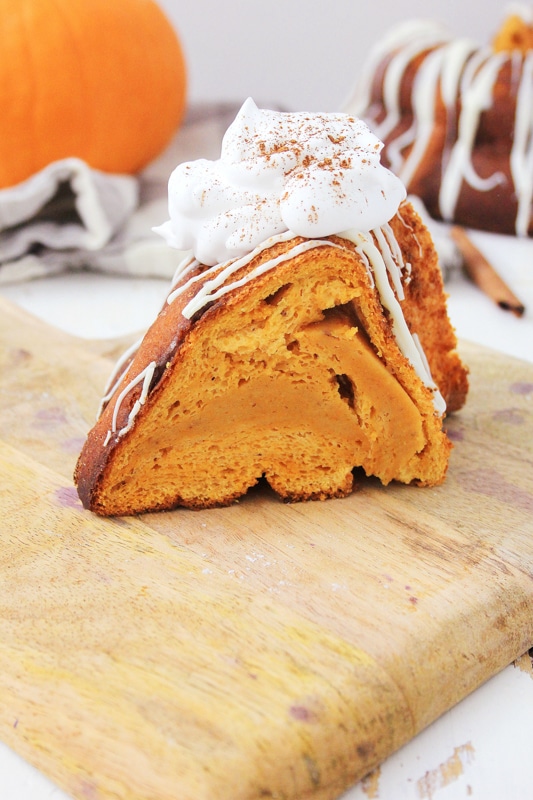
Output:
[{"xmin": 0, "ymin": 295, "xmax": 532, "ymax": 800}]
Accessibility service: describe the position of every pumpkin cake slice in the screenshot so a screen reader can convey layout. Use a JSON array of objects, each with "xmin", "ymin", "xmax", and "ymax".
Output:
[{"xmin": 74, "ymin": 100, "xmax": 468, "ymax": 515}]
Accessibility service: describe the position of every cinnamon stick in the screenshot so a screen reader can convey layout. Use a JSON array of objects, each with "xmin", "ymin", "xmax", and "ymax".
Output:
[{"xmin": 450, "ymin": 226, "xmax": 525, "ymax": 317}]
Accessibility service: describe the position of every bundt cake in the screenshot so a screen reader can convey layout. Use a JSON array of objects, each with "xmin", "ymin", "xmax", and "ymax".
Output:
[
  {"xmin": 74, "ymin": 99, "xmax": 468, "ymax": 516},
  {"xmin": 346, "ymin": 9, "xmax": 533, "ymax": 236}
]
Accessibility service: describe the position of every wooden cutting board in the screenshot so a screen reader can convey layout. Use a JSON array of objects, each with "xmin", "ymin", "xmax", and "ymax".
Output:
[{"xmin": 1, "ymin": 294, "xmax": 532, "ymax": 800}]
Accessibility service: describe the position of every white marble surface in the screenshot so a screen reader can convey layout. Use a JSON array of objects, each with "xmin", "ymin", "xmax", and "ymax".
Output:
[{"xmin": 1, "ymin": 227, "xmax": 533, "ymax": 799}]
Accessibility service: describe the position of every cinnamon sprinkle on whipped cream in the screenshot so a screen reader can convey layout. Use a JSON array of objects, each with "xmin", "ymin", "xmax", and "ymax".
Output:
[{"xmin": 155, "ymin": 98, "xmax": 406, "ymax": 265}]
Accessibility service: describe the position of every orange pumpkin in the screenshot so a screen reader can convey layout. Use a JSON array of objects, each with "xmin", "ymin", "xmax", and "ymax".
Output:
[{"xmin": 0, "ymin": 0, "xmax": 187, "ymax": 188}]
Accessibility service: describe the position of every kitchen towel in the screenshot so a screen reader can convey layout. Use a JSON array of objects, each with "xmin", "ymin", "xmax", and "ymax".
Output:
[{"xmin": 0, "ymin": 103, "xmax": 241, "ymax": 285}]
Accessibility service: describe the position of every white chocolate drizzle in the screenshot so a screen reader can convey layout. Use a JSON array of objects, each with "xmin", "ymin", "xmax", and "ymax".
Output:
[
  {"xmin": 347, "ymin": 20, "xmax": 533, "ymax": 235},
  {"xmin": 167, "ymin": 231, "xmax": 348, "ymax": 319},
  {"xmin": 511, "ymin": 51, "xmax": 533, "ymax": 235},
  {"xmin": 104, "ymin": 360, "xmax": 157, "ymax": 444},
  {"xmin": 438, "ymin": 48, "xmax": 507, "ymax": 219},
  {"xmin": 97, "ymin": 336, "xmax": 143, "ymax": 420}
]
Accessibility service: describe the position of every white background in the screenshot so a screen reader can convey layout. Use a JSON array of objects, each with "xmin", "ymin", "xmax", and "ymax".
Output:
[{"xmin": 157, "ymin": 0, "xmax": 508, "ymax": 112}]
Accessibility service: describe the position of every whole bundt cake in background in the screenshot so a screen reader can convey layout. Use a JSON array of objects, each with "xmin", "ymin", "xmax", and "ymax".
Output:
[{"xmin": 346, "ymin": 8, "xmax": 533, "ymax": 237}]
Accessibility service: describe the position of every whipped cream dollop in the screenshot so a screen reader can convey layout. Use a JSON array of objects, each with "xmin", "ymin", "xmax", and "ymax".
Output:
[{"xmin": 155, "ymin": 98, "xmax": 406, "ymax": 266}]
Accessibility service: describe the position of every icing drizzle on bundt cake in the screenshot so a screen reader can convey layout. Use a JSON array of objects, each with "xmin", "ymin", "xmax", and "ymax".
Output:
[{"xmin": 347, "ymin": 10, "xmax": 533, "ymax": 236}]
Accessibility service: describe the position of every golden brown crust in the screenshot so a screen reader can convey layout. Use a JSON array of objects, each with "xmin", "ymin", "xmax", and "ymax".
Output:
[
  {"xmin": 75, "ymin": 202, "xmax": 468, "ymax": 515},
  {"xmin": 389, "ymin": 209, "xmax": 468, "ymax": 412}
]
